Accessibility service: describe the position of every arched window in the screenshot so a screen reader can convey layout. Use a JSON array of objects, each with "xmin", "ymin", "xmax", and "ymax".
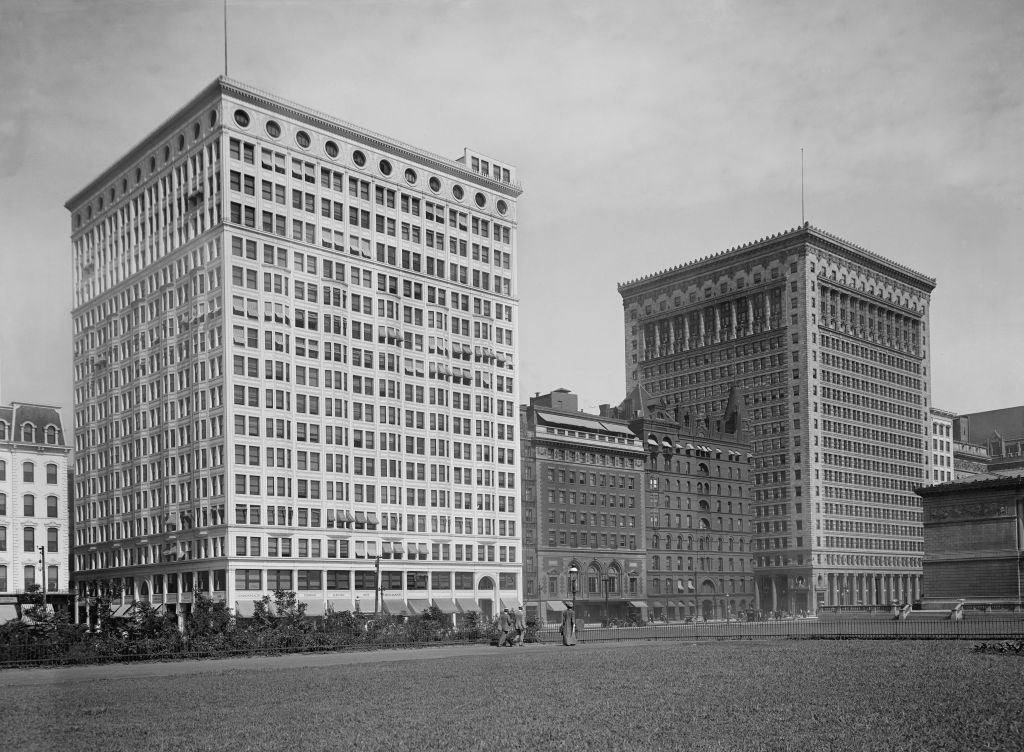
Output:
[
  {"xmin": 23, "ymin": 526, "xmax": 35, "ymax": 551},
  {"xmin": 47, "ymin": 527, "xmax": 58, "ymax": 553},
  {"xmin": 0, "ymin": 565, "xmax": 6, "ymax": 591},
  {"xmin": 22, "ymin": 462, "xmax": 34, "ymax": 483},
  {"xmin": 46, "ymin": 496, "xmax": 58, "ymax": 518},
  {"xmin": 587, "ymin": 564, "xmax": 600, "ymax": 594},
  {"xmin": 24, "ymin": 565, "xmax": 36, "ymax": 588},
  {"xmin": 0, "ymin": 421, "xmax": 7, "ymax": 440},
  {"xmin": 652, "ymin": 555, "xmax": 660, "ymax": 570},
  {"xmin": 23, "ymin": 495, "xmax": 35, "ymax": 516},
  {"xmin": 46, "ymin": 464, "xmax": 58, "ymax": 484},
  {"xmin": 45, "ymin": 426, "xmax": 58, "ymax": 444},
  {"xmin": 21, "ymin": 423, "xmax": 34, "ymax": 442},
  {"xmin": 0, "ymin": 460, "xmax": 5, "ymax": 481}
]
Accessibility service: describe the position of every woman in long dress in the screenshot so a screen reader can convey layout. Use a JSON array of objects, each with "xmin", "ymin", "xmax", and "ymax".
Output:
[{"xmin": 559, "ymin": 603, "xmax": 577, "ymax": 646}]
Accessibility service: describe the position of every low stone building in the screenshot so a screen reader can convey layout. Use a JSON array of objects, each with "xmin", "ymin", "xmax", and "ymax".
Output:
[{"xmin": 916, "ymin": 471, "xmax": 1024, "ymax": 608}]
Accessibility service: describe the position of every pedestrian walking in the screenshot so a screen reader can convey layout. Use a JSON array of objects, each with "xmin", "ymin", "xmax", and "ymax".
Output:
[
  {"xmin": 559, "ymin": 603, "xmax": 577, "ymax": 646},
  {"xmin": 498, "ymin": 608, "xmax": 514, "ymax": 647},
  {"xmin": 513, "ymin": 606, "xmax": 526, "ymax": 646}
]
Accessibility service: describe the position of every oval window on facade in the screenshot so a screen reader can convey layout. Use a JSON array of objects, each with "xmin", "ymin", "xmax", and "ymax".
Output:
[
  {"xmin": 404, "ymin": 168, "xmax": 417, "ymax": 184},
  {"xmin": 496, "ymin": 199, "xmax": 508, "ymax": 215},
  {"xmin": 475, "ymin": 192, "xmax": 486, "ymax": 208},
  {"xmin": 233, "ymin": 109, "xmax": 250, "ymax": 127},
  {"xmin": 429, "ymin": 176, "xmax": 441, "ymax": 192},
  {"xmin": 452, "ymin": 184, "xmax": 464, "ymax": 201},
  {"xmin": 266, "ymin": 120, "xmax": 281, "ymax": 138},
  {"xmin": 353, "ymin": 150, "xmax": 367, "ymax": 167},
  {"xmin": 379, "ymin": 159, "xmax": 392, "ymax": 176},
  {"xmin": 325, "ymin": 140, "xmax": 339, "ymax": 158},
  {"xmin": 296, "ymin": 130, "xmax": 311, "ymax": 149}
]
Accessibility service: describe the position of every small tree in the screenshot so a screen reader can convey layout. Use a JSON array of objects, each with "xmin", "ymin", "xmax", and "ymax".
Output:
[{"xmin": 185, "ymin": 594, "xmax": 233, "ymax": 640}]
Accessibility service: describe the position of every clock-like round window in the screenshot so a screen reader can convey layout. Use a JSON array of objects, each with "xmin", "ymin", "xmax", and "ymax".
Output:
[{"xmin": 233, "ymin": 109, "xmax": 250, "ymax": 127}]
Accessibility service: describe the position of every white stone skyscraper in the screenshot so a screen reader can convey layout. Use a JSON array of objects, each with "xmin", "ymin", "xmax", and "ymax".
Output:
[{"xmin": 67, "ymin": 78, "xmax": 522, "ymax": 621}]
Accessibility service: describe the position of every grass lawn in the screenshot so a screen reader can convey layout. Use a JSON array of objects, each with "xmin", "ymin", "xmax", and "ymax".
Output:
[{"xmin": 4, "ymin": 640, "xmax": 1023, "ymax": 751}]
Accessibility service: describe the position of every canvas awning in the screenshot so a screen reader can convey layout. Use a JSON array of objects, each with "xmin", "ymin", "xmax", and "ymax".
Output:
[
  {"xmin": 382, "ymin": 599, "xmax": 410, "ymax": 616},
  {"xmin": 366, "ymin": 541, "xmax": 378, "ymax": 557},
  {"xmin": 300, "ymin": 598, "xmax": 326, "ymax": 617},
  {"xmin": 500, "ymin": 597, "xmax": 521, "ymax": 610},
  {"xmin": 391, "ymin": 541, "xmax": 404, "ymax": 554},
  {"xmin": 235, "ymin": 601, "xmax": 256, "ymax": 618},
  {"xmin": 355, "ymin": 511, "xmax": 367, "ymax": 523},
  {"xmin": 111, "ymin": 604, "xmax": 132, "ymax": 618},
  {"xmin": 381, "ymin": 541, "xmax": 393, "ymax": 555},
  {"xmin": 418, "ymin": 543, "xmax": 430, "ymax": 555},
  {"xmin": 432, "ymin": 597, "xmax": 458, "ymax": 613},
  {"xmin": 407, "ymin": 599, "xmax": 431, "ymax": 614},
  {"xmin": 546, "ymin": 600, "xmax": 568, "ymax": 612},
  {"xmin": 629, "ymin": 601, "xmax": 648, "ymax": 609},
  {"xmin": 327, "ymin": 598, "xmax": 355, "ymax": 614},
  {"xmin": 455, "ymin": 598, "xmax": 479, "ymax": 613}
]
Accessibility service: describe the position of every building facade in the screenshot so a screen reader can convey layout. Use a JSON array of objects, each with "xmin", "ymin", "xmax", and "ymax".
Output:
[
  {"xmin": 929, "ymin": 408, "xmax": 955, "ymax": 484},
  {"xmin": 607, "ymin": 385, "xmax": 755, "ymax": 620},
  {"xmin": 520, "ymin": 389, "xmax": 647, "ymax": 626},
  {"xmin": 618, "ymin": 224, "xmax": 934, "ymax": 613},
  {"xmin": 956, "ymin": 407, "xmax": 1024, "ymax": 474},
  {"xmin": 917, "ymin": 471, "xmax": 1024, "ymax": 607},
  {"xmin": 0, "ymin": 403, "xmax": 72, "ymax": 621},
  {"xmin": 67, "ymin": 78, "xmax": 522, "ymax": 621}
]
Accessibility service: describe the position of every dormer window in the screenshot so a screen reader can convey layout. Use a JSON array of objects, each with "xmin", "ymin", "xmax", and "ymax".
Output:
[
  {"xmin": 44, "ymin": 425, "xmax": 58, "ymax": 445},
  {"xmin": 0, "ymin": 422, "xmax": 7, "ymax": 440},
  {"xmin": 21, "ymin": 423, "xmax": 34, "ymax": 443}
]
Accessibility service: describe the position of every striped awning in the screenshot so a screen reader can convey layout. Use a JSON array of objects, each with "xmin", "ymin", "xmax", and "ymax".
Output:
[
  {"xmin": 432, "ymin": 597, "xmax": 458, "ymax": 613},
  {"xmin": 546, "ymin": 600, "xmax": 568, "ymax": 612},
  {"xmin": 383, "ymin": 599, "xmax": 410, "ymax": 616},
  {"xmin": 455, "ymin": 598, "xmax": 479, "ymax": 613}
]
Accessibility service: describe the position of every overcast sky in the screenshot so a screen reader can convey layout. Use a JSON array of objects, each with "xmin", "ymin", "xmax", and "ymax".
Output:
[{"xmin": 1, "ymin": 0, "xmax": 1021, "ymax": 424}]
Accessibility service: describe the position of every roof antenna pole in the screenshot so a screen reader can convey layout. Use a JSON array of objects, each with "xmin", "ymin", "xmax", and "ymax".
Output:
[
  {"xmin": 224, "ymin": 0, "xmax": 229, "ymax": 78},
  {"xmin": 801, "ymin": 147, "xmax": 805, "ymax": 227}
]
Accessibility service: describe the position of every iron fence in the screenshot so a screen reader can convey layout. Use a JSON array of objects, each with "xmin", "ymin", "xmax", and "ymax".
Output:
[{"xmin": 535, "ymin": 615, "xmax": 1024, "ymax": 644}]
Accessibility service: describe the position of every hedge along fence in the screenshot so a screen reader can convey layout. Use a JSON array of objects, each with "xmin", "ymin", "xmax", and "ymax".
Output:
[{"xmin": 0, "ymin": 590, "xmax": 534, "ymax": 669}]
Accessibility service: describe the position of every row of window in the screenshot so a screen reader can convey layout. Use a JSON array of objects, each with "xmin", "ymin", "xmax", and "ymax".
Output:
[
  {"xmin": 0, "ymin": 526, "xmax": 60, "ymax": 552},
  {"xmin": 0, "ymin": 424, "xmax": 61, "ymax": 444},
  {"xmin": 0, "ymin": 461, "xmax": 60, "ymax": 484},
  {"xmin": 0, "ymin": 565, "xmax": 59, "ymax": 593},
  {"xmin": 234, "ymin": 567, "xmax": 517, "ymax": 592},
  {"xmin": 0, "ymin": 494, "xmax": 60, "ymax": 518}
]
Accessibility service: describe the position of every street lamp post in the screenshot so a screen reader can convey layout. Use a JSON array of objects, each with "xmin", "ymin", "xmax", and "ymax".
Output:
[
  {"xmin": 568, "ymin": 565, "xmax": 578, "ymax": 618},
  {"xmin": 38, "ymin": 546, "xmax": 47, "ymax": 612},
  {"xmin": 373, "ymin": 556, "xmax": 382, "ymax": 616}
]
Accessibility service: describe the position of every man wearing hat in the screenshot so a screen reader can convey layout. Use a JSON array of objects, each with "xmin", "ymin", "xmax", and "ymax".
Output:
[{"xmin": 498, "ymin": 608, "xmax": 514, "ymax": 647}]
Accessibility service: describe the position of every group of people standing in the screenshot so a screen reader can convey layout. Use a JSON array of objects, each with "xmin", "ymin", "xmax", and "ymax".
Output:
[{"xmin": 497, "ymin": 606, "xmax": 526, "ymax": 646}]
